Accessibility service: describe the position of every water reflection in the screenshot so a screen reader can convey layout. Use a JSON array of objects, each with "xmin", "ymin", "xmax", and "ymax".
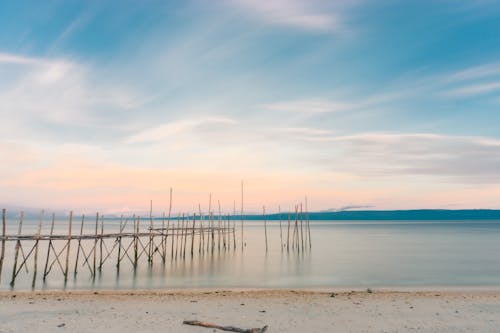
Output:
[{"xmin": 1, "ymin": 219, "xmax": 500, "ymax": 290}]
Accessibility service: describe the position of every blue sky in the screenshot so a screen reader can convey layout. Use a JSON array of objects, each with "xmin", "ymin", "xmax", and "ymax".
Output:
[{"xmin": 1, "ymin": 0, "xmax": 500, "ymax": 213}]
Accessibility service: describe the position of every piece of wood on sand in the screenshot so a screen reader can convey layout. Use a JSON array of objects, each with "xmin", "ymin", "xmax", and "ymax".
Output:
[{"xmin": 183, "ymin": 320, "xmax": 268, "ymax": 333}]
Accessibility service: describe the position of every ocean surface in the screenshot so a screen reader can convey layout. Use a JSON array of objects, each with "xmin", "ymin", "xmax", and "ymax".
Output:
[{"xmin": 1, "ymin": 217, "xmax": 500, "ymax": 290}]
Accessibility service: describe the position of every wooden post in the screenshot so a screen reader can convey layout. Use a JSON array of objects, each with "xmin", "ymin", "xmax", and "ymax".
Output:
[
  {"xmin": 161, "ymin": 212, "xmax": 165, "ymax": 261},
  {"xmin": 64, "ymin": 211, "xmax": 73, "ymax": 281},
  {"xmin": 279, "ymin": 205, "xmax": 282, "ymax": 250},
  {"xmin": 165, "ymin": 212, "xmax": 170, "ymax": 261},
  {"xmin": 93, "ymin": 212, "xmax": 99, "ymax": 278},
  {"xmin": 287, "ymin": 212, "xmax": 290, "ymax": 252},
  {"xmin": 226, "ymin": 214, "xmax": 230, "ymax": 251},
  {"xmin": 10, "ymin": 211, "xmax": 24, "ymax": 286},
  {"xmin": 165, "ymin": 188, "xmax": 173, "ymax": 261},
  {"xmin": 32, "ymin": 210, "xmax": 44, "ymax": 289},
  {"xmin": 263, "ymin": 206, "xmax": 268, "ymax": 253},
  {"xmin": 207, "ymin": 194, "xmax": 212, "ymax": 253},
  {"xmin": 232, "ymin": 217, "xmax": 236, "ymax": 251},
  {"xmin": 198, "ymin": 204, "xmax": 204, "ymax": 254},
  {"xmin": 134, "ymin": 216, "xmax": 140, "ymax": 267},
  {"xmin": 210, "ymin": 211, "xmax": 215, "ymax": 253},
  {"xmin": 294, "ymin": 205, "xmax": 299, "ymax": 251},
  {"xmin": 306, "ymin": 196, "xmax": 311, "ymax": 249},
  {"xmin": 292, "ymin": 205, "xmax": 298, "ymax": 249},
  {"xmin": 148, "ymin": 200, "xmax": 153, "ymax": 263},
  {"xmin": 99, "ymin": 214, "xmax": 104, "ymax": 270},
  {"xmin": 175, "ymin": 215, "xmax": 180, "ymax": 259},
  {"xmin": 190, "ymin": 213, "xmax": 195, "ymax": 257},
  {"xmin": 300, "ymin": 203, "xmax": 304, "ymax": 251},
  {"xmin": 183, "ymin": 213, "xmax": 188, "ymax": 258},
  {"xmin": 217, "ymin": 200, "xmax": 221, "ymax": 251},
  {"xmin": 117, "ymin": 215, "xmax": 123, "ymax": 269},
  {"xmin": 0, "ymin": 209, "xmax": 6, "ymax": 282},
  {"xmin": 171, "ymin": 214, "xmax": 177, "ymax": 260},
  {"xmin": 241, "ymin": 180, "xmax": 244, "ymax": 250},
  {"xmin": 233, "ymin": 200, "xmax": 236, "ymax": 250},
  {"xmin": 74, "ymin": 214, "xmax": 85, "ymax": 276},
  {"xmin": 43, "ymin": 213, "xmax": 55, "ymax": 280},
  {"xmin": 181, "ymin": 214, "xmax": 185, "ymax": 258}
]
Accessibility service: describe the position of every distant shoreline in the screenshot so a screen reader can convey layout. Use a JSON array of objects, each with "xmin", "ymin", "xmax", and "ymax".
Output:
[
  {"xmin": 5, "ymin": 209, "xmax": 500, "ymax": 220},
  {"xmin": 246, "ymin": 209, "xmax": 500, "ymax": 220}
]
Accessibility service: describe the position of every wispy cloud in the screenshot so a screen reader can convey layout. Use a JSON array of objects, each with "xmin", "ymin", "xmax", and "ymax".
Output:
[
  {"xmin": 319, "ymin": 133, "xmax": 500, "ymax": 183},
  {"xmin": 0, "ymin": 53, "xmax": 44, "ymax": 65},
  {"xmin": 50, "ymin": 9, "xmax": 97, "ymax": 50},
  {"xmin": 227, "ymin": 0, "xmax": 344, "ymax": 31},
  {"xmin": 263, "ymin": 99, "xmax": 353, "ymax": 113},
  {"xmin": 0, "ymin": 52, "xmax": 148, "ymax": 139},
  {"xmin": 437, "ymin": 61, "xmax": 500, "ymax": 98},
  {"xmin": 444, "ymin": 62, "xmax": 500, "ymax": 83},
  {"xmin": 126, "ymin": 116, "xmax": 236, "ymax": 143},
  {"xmin": 445, "ymin": 81, "xmax": 500, "ymax": 97}
]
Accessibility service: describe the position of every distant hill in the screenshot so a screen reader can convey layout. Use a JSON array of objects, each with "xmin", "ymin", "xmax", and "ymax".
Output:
[
  {"xmin": 241, "ymin": 209, "xmax": 500, "ymax": 220},
  {"xmin": 3, "ymin": 209, "xmax": 500, "ymax": 221}
]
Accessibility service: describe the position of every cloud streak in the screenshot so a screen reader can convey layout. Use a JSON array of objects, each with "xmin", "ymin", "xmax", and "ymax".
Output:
[
  {"xmin": 319, "ymin": 133, "xmax": 500, "ymax": 183},
  {"xmin": 227, "ymin": 0, "xmax": 344, "ymax": 31},
  {"xmin": 126, "ymin": 116, "xmax": 236, "ymax": 144}
]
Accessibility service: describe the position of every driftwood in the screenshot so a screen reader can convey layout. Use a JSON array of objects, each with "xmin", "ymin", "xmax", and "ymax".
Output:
[{"xmin": 183, "ymin": 320, "xmax": 268, "ymax": 333}]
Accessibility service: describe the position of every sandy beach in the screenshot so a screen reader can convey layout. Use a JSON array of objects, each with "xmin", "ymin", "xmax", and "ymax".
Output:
[{"xmin": 1, "ymin": 289, "xmax": 499, "ymax": 332}]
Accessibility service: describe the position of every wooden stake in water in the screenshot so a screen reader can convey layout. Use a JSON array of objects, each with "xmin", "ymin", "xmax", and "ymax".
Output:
[
  {"xmin": 32, "ymin": 210, "xmax": 44, "ymax": 289},
  {"xmin": 135, "ymin": 216, "xmax": 140, "ymax": 267},
  {"xmin": 74, "ymin": 214, "xmax": 85, "ymax": 276},
  {"xmin": 64, "ymin": 211, "xmax": 73, "ymax": 281},
  {"xmin": 233, "ymin": 201, "xmax": 236, "ymax": 250},
  {"xmin": 93, "ymin": 212, "xmax": 99, "ymax": 277},
  {"xmin": 190, "ymin": 213, "xmax": 195, "ymax": 257},
  {"xmin": 165, "ymin": 188, "xmax": 173, "ymax": 261},
  {"xmin": 10, "ymin": 211, "xmax": 24, "ymax": 286},
  {"xmin": 300, "ymin": 203, "xmax": 304, "ymax": 251},
  {"xmin": 99, "ymin": 214, "xmax": 104, "ymax": 270},
  {"xmin": 175, "ymin": 215, "xmax": 180, "ymax": 259},
  {"xmin": 263, "ymin": 206, "xmax": 268, "ymax": 253},
  {"xmin": 42, "ymin": 213, "xmax": 55, "ymax": 280},
  {"xmin": 198, "ymin": 204, "xmax": 204, "ymax": 254},
  {"xmin": 148, "ymin": 200, "xmax": 153, "ymax": 263},
  {"xmin": 171, "ymin": 213, "xmax": 177, "ymax": 260},
  {"xmin": 287, "ymin": 212, "xmax": 291, "ymax": 252},
  {"xmin": 181, "ymin": 213, "xmax": 184, "ymax": 258},
  {"xmin": 0, "ymin": 209, "xmax": 5, "ymax": 282},
  {"xmin": 208, "ymin": 194, "xmax": 213, "ymax": 253},
  {"xmin": 218, "ymin": 200, "xmax": 222, "ymax": 251},
  {"xmin": 279, "ymin": 205, "xmax": 283, "ymax": 250},
  {"xmin": 183, "ymin": 213, "xmax": 189, "ymax": 258},
  {"xmin": 241, "ymin": 180, "xmax": 244, "ymax": 250},
  {"xmin": 306, "ymin": 196, "xmax": 311, "ymax": 249},
  {"xmin": 117, "ymin": 215, "xmax": 123, "ymax": 269},
  {"xmin": 293, "ymin": 205, "xmax": 299, "ymax": 250}
]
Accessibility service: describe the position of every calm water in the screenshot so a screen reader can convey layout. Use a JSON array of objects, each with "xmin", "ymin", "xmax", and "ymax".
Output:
[{"xmin": 1, "ymin": 218, "xmax": 500, "ymax": 290}]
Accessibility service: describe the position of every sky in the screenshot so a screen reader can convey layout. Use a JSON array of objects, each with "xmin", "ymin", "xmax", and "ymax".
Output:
[{"xmin": 1, "ymin": 0, "xmax": 500, "ymax": 214}]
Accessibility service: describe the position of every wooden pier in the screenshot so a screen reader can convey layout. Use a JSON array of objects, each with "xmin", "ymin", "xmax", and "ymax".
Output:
[
  {"xmin": 0, "ymin": 200, "xmax": 312, "ymax": 289},
  {"xmin": 0, "ymin": 209, "xmax": 240, "ymax": 288}
]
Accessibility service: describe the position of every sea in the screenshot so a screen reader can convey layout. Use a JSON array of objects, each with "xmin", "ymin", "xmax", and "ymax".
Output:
[{"xmin": 1, "ymin": 217, "xmax": 500, "ymax": 290}]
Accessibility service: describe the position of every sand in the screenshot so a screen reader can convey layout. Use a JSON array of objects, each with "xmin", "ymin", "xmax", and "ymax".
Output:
[{"xmin": 1, "ymin": 289, "xmax": 499, "ymax": 332}]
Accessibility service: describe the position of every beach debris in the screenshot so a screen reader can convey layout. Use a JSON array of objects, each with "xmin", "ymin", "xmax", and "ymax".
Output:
[
  {"xmin": 57, "ymin": 323, "xmax": 65, "ymax": 328},
  {"xmin": 183, "ymin": 320, "xmax": 268, "ymax": 333},
  {"xmin": 367, "ymin": 288, "xmax": 373, "ymax": 293}
]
